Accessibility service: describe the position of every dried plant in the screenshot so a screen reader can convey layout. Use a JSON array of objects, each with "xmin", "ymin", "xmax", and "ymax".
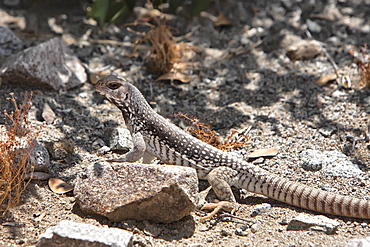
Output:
[
  {"xmin": 134, "ymin": 18, "xmax": 199, "ymax": 83},
  {"xmin": 354, "ymin": 58, "xmax": 370, "ymax": 89},
  {"xmin": 0, "ymin": 92, "xmax": 38, "ymax": 216},
  {"xmin": 139, "ymin": 19, "xmax": 177, "ymax": 74},
  {"xmin": 174, "ymin": 113, "xmax": 248, "ymax": 152},
  {"xmin": 349, "ymin": 45, "xmax": 370, "ymax": 89}
]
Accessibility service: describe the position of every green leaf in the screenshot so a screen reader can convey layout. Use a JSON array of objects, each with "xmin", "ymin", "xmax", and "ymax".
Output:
[
  {"xmin": 108, "ymin": 3, "xmax": 131, "ymax": 25},
  {"xmin": 88, "ymin": 0, "xmax": 110, "ymax": 27}
]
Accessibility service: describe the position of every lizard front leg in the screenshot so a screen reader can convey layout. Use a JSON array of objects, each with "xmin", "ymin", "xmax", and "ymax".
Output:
[
  {"xmin": 201, "ymin": 166, "xmax": 239, "ymax": 221},
  {"xmin": 109, "ymin": 132, "xmax": 146, "ymax": 162}
]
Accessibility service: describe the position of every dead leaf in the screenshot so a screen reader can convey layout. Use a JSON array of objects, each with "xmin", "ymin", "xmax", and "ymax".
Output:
[
  {"xmin": 248, "ymin": 147, "xmax": 279, "ymax": 159},
  {"xmin": 48, "ymin": 178, "xmax": 74, "ymax": 194},
  {"xmin": 214, "ymin": 13, "xmax": 232, "ymax": 27},
  {"xmin": 156, "ymin": 72, "xmax": 193, "ymax": 83},
  {"xmin": 315, "ymin": 74, "xmax": 337, "ymax": 86}
]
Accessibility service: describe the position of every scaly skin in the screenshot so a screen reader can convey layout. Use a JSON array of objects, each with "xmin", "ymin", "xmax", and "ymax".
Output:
[{"xmin": 96, "ymin": 75, "xmax": 370, "ymax": 219}]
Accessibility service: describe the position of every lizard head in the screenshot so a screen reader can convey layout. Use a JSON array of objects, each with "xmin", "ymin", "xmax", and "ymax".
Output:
[{"xmin": 95, "ymin": 75, "xmax": 132, "ymax": 110}]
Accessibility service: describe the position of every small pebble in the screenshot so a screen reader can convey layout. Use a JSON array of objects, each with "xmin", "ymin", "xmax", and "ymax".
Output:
[
  {"xmin": 33, "ymin": 213, "xmax": 41, "ymax": 217},
  {"xmin": 15, "ymin": 239, "xmax": 25, "ymax": 244},
  {"xmin": 235, "ymin": 228, "xmax": 248, "ymax": 236},
  {"xmin": 251, "ymin": 223, "xmax": 259, "ymax": 233},
  {"xmin": 251, "ymin": 203, "xmax": 271, "ymax": 216}
]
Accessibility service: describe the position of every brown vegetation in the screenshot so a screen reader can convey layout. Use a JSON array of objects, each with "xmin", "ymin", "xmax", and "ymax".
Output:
[
  {"xmin": 174, "ymin": 112, "xmax": 248, "ymax": 152},
  {"xmin": 0, "ymin": 92, "xmax": 38, "ymax": 216},
  {"xmin": 349, "ymin": 45, "xmax": 370, "ymax": 89}
]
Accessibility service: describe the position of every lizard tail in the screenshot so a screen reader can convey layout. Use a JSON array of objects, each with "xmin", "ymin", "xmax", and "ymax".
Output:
[{"xmin": 240, "ymin": 167, "xmax": 370, "ymax": 219}]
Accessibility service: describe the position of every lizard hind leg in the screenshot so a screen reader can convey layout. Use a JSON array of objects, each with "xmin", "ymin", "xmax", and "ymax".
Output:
[{"xmin": 201, "ymin": 166, "xmax": 239, "ymax": 221}]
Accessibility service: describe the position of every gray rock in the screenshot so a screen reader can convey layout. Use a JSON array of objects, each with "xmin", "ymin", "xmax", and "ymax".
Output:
[
  {"xmin": 318, "ymin": 125, "xmax": 336, "ymax": 137},
  {"xmin": 287, "ymin": 213, "xmax": 340, "ymax": 234},
  {"xmin": 36, "ymin": 220, "xmax": 133, "ymax": 247},
  {"xmin": 250, "ymin": 223, "xmax": 260, "ymax": 233},
  {"xmin": 74, "ymin": 162, "xmax": 198, "ymax": 223},
  {"xmin": 0, "ymin": 26, "xmax": 23, "ymax": 57},
  {"xmin": 306, "ymin": 19, "xmax": 322, "ymax": 33},
  {"xmin": 285, "ymin": 39, "xmax": 322, "ymax": 61},
  {"xmin": 42, "ymin": 103, "xmax": 56, "ymax": 125},
  {"xmin": 106, "ymin": 127, "xmax": 134, "ymax": 152},
  {"xmin": 346, "ymin": 236, "xmax": 370, "ymax": 247},
  {"xmin": 300, "ymin": 149, "xmax": 363, "ymax": 178},
  {"xmin": 0, "ymin": 37, "xmax": 86, "ymax": 90},
  {"xmin": 250, "ymin": 203, "xmax": 271, "ymax": 217},
  {"xmin": 29, "ymin": 140, "xmax": 50, "ymax": 172}
]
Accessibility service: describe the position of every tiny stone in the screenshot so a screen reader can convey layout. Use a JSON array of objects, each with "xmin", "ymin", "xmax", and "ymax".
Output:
[
  {"xmin": 15, "ymin": 239, "xmax": 25, "ymax": 244},
  {"xmin": 235, "ymin": 228, "xmax": 248, "ymax": 236},
  {"xmin": 97, "ymin": 146, "xmax": 111, "ymax": 155},
  {"xmin": 206, "ymin": 238, "xmax": 213, "ymax": 242},
  {"xmin": 250, "ymin": 224, "xmax": 259, "ymax": 233},
  {"xmin": 306, "ymin": 19, "xmax": 322, "ymax": 32},
  {"xmin": 252, "ymin": 157, "xmax": 264, "ymax": 164},
  {"xmin": 33, "ymin": 213, "xmax": 41, "ymax": 217},
  {"xmin": 240, "ymin": 224, "xmax": 249, "ymax": 231},
  {"xmin": 318, "ymin": 126, "xmax": 336, "ymax": 137},
  {"xmin": 279, "ymin": 218, "xmax": 289, "ymax": 225},
  {"xmin": 251, "ymin": 203, "xmax": 271, "ymax": 216}
]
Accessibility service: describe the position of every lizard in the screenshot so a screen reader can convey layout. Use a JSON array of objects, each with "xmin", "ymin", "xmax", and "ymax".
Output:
[{"xmin": 95, "ymin": 74, "xmax": 370, "ymax": 220}]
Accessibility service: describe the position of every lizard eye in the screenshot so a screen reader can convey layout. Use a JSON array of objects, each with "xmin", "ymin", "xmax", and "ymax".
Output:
[{"xmin": 107, "ymin": 81, "xmax": 121, "ymax": 90}]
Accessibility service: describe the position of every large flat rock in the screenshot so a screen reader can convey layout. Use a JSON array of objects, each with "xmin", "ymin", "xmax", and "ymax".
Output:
[
  {"xmin": 74, "ymin": 162, "xmax": 198, "ymax": 223},
  {"xmin": 36, "ymin": 220, "xmax": 133, "ymax": 247},
  {"xmin": 0, "ymin": 37, "xmax": 86, "ymax": 90}
]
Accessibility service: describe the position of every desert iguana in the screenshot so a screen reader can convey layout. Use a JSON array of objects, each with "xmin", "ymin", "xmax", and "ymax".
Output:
[{"xmin": 96, "ymin": 75, "xmax": 370, "ymax": 220}]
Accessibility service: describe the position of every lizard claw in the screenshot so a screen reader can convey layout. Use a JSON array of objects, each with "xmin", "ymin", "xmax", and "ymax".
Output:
[{"xmin": 200, "ymin": 201, "xmax": 238, "ymax": 221}]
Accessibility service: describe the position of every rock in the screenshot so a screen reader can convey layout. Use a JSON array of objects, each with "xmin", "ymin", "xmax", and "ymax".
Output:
[
  {"xmin": 306, "ymin": 19, "xmax": 322, "ymax": 33},
  {"xmin": 74, "ymin": 162, "xmax": 198, "ymax": 223},
  {"xmin": 28, "ymin": 140, "xmax": 50, "ymax": 172},
  {"xmin": 45, "ymin": 138, "xmax": 75, "ymax": 160},
  {"xmin": 36, "ymin": 220, "xmax": 133, "ymax": 247},
  {"xmin": 286, "ymin": 40, "xmax": 322, "ymax": 61},
  {"xmin": 235, "ymin": 228, "xmax": 248, "ymax": 236},
  {"xmin": 0, "ymin": 26, "xmax": 23, "ymax": 57},
  {"xmin": 250, "ymin": 203, "xmax": 271, "ymax": 217},
  {"xmin": 0, "ymin": 37, "xmax": 86, "ymax": 90},
  {"xmin": 106, "ymin": 127, "xmax": 133, "ymax": 152},
  {"xmin": 42, "ymin": 103, "xmax": 56, "ymax": 125},
  {"xmin": 318, "ymin": 125, "xmax": 336, "ymax": 137},
  {"xmin": 287, "ymin": 213, "xmax": 340, "ymax": 234},
  {"xmin": 300, "ymin": 149, "xmax": 363, "ymax": 178},
  {"xmin": 250, "ymin": 223, "xmax": 260, "ymax": 233},
  {"xmin": 346, "ymin": 236, "xmax": 370, "ymax": 247}
]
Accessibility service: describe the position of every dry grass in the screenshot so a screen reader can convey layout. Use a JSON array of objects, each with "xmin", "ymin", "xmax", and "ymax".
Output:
[
  {"xmin": 0, "ymin": 92, "xmax": 38, "ymax": 216},
  {"xmin": 174, "ymin": 113, "xmax": 248, "ymax": 152}
]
